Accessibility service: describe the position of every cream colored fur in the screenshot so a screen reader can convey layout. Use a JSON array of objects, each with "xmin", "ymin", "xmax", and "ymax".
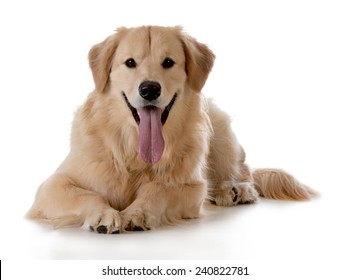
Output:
[{"xmin": 27, "ymin": 26, "xmax": 316, "ymax": 234}]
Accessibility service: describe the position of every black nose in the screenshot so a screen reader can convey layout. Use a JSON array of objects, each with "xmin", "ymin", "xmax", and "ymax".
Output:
[{"xmin": 139, "ymin": 81, "xmax": 161, "ymax": 101}]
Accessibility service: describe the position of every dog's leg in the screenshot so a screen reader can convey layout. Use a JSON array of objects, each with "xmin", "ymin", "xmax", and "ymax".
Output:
[
  {"xmin": 207, "ymin": 101, "xmax": 259, "ymax": 207},
  {"xmin": 27, "ymin": 173, "xmax": 121, "ymax": 234},
  {"xmin": 121, "ymin": 181, "xmax": 206, "ymax": 231}
]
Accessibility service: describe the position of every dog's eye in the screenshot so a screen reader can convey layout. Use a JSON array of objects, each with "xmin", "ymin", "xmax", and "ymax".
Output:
[
  {"xmin": 162, "ymin": 58, "xmax": 175, "ymax": 69},
  {"xmin": 125, "ymin": 58, "xmax": 137, "ymax": 68}
]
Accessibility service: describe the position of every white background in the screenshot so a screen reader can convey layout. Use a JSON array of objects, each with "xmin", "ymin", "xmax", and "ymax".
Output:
[{"xmin": 0, "ymin": 0, "xmax": 348, "ymax": 279}]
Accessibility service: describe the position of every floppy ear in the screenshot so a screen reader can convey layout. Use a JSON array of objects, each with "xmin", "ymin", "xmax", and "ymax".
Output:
[
  {"xmin": 180, "ymin": 30, "xmax": 215, "ymax": 92},
  {"xmin": 88, "ymin": 28, "xmax": 126, "ymax": 92}
]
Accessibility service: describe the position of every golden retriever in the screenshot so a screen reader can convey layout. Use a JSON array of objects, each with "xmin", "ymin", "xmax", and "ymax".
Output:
[{"xmin": 27, "ymin": 26, "xmax": 316, "ymax": 234}]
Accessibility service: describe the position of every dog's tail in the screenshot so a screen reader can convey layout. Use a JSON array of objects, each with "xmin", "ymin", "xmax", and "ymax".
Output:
[{"xmin": 252, "ymin": 168, "xmax": 317, "ymax": 201}]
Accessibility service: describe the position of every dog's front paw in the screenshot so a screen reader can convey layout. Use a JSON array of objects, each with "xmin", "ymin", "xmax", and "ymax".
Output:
[
  {"xmin": 82, "ymin": 208, "xmax": 121, "ymax": 234},
  {"xmin": 213, "ymin": 181, "xmax": 259, "ymax": 207},
  {"xmin": 121, "ymin": 208, "xmax": 158, "ymax": 232}
]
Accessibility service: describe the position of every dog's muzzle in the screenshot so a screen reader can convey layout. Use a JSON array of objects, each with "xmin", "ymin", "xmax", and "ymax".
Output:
[{"xmin": 122, "ymin": 92, "xmax": 177, "ymax": 126}]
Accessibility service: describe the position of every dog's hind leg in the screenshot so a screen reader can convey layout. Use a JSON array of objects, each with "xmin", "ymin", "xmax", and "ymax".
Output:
[
  {"xmin": 206, "ymin": 100, "xmax": 315, "ymax": 205},
  {"xmin": 206, "ymin": 100, "xmax": 259, "ymax": 206},
  {"xmin": 27, "ymin": 173, "xmax": 121, "ymax": 233}
]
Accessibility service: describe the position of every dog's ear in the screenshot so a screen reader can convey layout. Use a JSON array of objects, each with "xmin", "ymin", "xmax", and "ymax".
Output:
[
  {"xmin": 179, "ymin": 29, "xmax": 215, "ymax": 92},
  {"xmin": 88, "ymin": 28, "xmax": 127, "ymax": 92}
]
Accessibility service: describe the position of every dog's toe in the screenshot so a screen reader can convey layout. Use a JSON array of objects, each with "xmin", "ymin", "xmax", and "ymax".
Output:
[
  {"xmin": 232, "ymin": 182, "xmax": 259, "ymax": 205},
  {"xmin": 83, "ymin": 208, "xmax": 121, "ymax": 234},
  {"xmin": 96, "ymin": 225, "xmax": 108, "ymax": 234},
  {"xmin": 125, "ymin": 221, "xmax": 147, "ymax": 232},
  {"xmin": 121, "ymin": 208, "xmax": 156, "ymax": 232},
  {"xmin": 213, "ymin": 181, "xmax": 259, "ymax": 206}
]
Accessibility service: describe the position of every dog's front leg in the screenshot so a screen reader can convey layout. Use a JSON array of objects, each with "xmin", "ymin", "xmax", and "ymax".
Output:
[
  {"xmin": 120, "ymin": 181, "xmax": 207, "ymax": 231},
  {"xmin": 27, "ymin": 173, "xmax": 121, "ymax": 234}
]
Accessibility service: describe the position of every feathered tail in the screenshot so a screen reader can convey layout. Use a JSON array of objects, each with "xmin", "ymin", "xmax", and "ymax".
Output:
[{"xmin": 252, "ymin": 168, "xmax": 317, "ymax": 201}]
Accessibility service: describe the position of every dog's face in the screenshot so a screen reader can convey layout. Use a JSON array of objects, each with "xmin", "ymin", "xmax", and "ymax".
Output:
[
  {"xmin": 110, "ymin": 27, "xmax": 187, "ymax": 113},
  {"xmin": 88, "ymin": 26, "xmax": 215, "ymax": 163}
]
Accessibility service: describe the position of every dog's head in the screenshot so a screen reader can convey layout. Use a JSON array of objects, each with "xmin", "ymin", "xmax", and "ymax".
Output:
[{"xmin": 88, "ymin": 26, "xmax": 215, "ymax": 163}]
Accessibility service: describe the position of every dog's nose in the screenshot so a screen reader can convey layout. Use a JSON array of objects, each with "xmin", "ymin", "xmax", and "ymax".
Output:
[{"xmin": 139, "ymin": 81, "xmax": 161, "ymax": 101}]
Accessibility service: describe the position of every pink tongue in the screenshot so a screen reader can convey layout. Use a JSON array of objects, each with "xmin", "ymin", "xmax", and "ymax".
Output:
[{"xmin": 138, "ymin": 107, "xmax": 164, "ymax": 164}]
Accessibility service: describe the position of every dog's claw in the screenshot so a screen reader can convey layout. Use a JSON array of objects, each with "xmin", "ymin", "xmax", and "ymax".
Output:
[
  {"xmin": 133, "ymin": 226, "xmax": 145, "ymax": 231},
  {"xmin": 97, "ymin": 225, "xmax": 108, "ymax": 234}
]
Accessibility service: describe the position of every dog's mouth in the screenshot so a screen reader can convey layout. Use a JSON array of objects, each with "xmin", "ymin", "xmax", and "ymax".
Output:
[
  {"xmin": 122, "ymin": 92, "xmax": 177, "ymax": 126},
  {"xmin": 122, "ymin": 92, "xmax": 177, "ymax": 164}
]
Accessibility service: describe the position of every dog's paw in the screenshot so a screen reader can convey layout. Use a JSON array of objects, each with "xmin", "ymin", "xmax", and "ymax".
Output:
[
  {"xmin": 231, "ymin": 182, "xmax": 259, "ymax": 205},
  {"xmin": 121, "ymin": 208, "xmax": 158, "ymax": 232},
  {"xmin": 213, "ymin": 181, "xmax": 259, "ymax": 207},
  {"xmin": 82, "ymin": 208, "xmax": 121, "ymax": 234}
]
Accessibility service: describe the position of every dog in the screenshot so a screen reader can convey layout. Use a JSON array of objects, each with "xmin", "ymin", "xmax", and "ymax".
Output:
[{"xmin": 27, "ymin": 26, "xmax": 316, "ymax": 234}]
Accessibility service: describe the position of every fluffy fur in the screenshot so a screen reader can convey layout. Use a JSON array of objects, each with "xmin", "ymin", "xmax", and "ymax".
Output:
[{"xmin": 27, "ymin": 26, "xmax": 316, "ymax": 234}]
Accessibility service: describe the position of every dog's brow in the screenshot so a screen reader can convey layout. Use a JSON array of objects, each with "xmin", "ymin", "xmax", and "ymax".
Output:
[{"xmin": 147, "ymin": 26, "xmax": 152, "ymax": 52}]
